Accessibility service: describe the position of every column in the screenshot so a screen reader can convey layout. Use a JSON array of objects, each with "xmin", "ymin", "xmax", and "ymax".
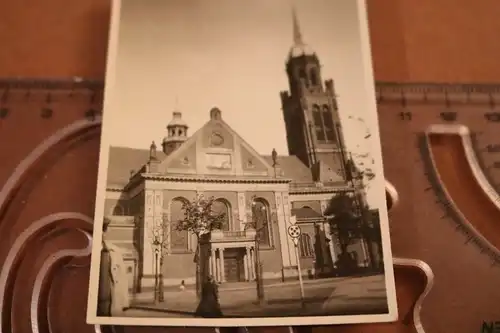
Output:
[
  {"xmin": 243, "ymin": 247, "xmax": 249, "ymax": 281},
  {"xmin": 142, "ymin": 191, "xmax": 155, "ymax": 278},
  {"xmin": 210, "ymin": 249, "xmax": 216, "ymax": 277},
  {"xmin": 360, "ymin": 239, "xmax": 369, "ymax": 267},
  {"xmin": 274, "ymin": 192, "xmax": 294, "ymax": 268},
  {"xmin": 142, "ymin": 189, "xmax": 165, "ymax": 277},
  {"xmin": 282, "ymin": 193, "xmax": 297, "ymax": 267},
  {"xmin": 220, "ymin": 248, "xmax": 226, "ymax": 282},
  {"xmin": 215, "ymin": 251, "xmax": 221, "ymax": 282},
  {"xmin": 237, "ymin": 192, "xmax": 247, "ymax": 231},
  {"xmin": 323, "ymin": 222, "xmax": 336, "ymax": 266},
  {"xmin": 321, "ymin": 201, "xmax": 336, "ymax": 267},
  {"xmin": 250, "ymin": 247, "xmax": 256, "ymax": 281}
]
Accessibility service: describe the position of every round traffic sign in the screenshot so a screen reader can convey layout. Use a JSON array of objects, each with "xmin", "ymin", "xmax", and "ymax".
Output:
[{"xmin": 287, "ymin": 225, "xmax": 301, "ymax": 238}]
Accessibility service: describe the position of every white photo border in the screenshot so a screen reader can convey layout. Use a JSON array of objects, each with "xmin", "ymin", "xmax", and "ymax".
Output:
[{"xmin": 85, "ymin": 0, "xmax": 399, "ymax": 327}]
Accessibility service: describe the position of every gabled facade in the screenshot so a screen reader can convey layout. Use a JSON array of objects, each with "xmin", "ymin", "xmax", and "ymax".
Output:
[{"xmin": 103, "ymin": 8, "xmax": 378, "ymax": 292}]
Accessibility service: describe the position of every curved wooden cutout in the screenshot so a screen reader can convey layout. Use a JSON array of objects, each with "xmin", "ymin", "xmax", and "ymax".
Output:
[
  {"xmin": 424, "ymin": 124, "xmax": 500, "ymax": 261},
  {"xmin": 250, "ymin": 183, "xmax": 432, "ymax": 333},
  {"xmin": 0, "ymin": 115, "xmax": 429, "ymax": 333},
  {"xmin": 250, "ymin": 262, "xmax": 433, "ymax": 333},
  {"xmin": 385, "ymin": 180, "xmax": 399, "ymax": 211},
  {"xmin": 0, "ymin": 119, "xmax": 102, "ymax": 333}
]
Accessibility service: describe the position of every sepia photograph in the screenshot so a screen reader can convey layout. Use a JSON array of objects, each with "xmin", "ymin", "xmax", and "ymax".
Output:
[{"xmin": 86, "ymin": 0, "xmax": 398, "ymax": 327}]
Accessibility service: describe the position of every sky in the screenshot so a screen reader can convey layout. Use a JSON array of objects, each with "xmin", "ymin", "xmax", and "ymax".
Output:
[{"xmin": 102, "ymin": 0, "xmax": 386, "ymax": 206}]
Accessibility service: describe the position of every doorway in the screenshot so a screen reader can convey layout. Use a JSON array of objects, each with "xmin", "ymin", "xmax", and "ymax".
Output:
[{"xmin": 224, "ymin": 248, "xmax": 244, "ymax": 282}]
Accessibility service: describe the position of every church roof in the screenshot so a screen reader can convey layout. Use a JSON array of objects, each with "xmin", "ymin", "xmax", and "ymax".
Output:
[
  {"xmin": 262, "ymin": 154, "xmax": 313, "ymax": 183},
  {"xmin": 291, "ymin": 206, "xmax": 323, "ymax": 220},
  {"xmin": 106, "ymin": 146, "xmax": 313, "ymax": 188},
  {"xmin": 107, "ymin": 146, "xmax": 166, "ymax": 187}
]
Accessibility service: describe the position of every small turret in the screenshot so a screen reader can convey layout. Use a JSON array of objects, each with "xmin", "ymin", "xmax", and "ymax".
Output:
[{"xmin": 162, "ymin": 111, "xmax": 188, "ymax": 155}]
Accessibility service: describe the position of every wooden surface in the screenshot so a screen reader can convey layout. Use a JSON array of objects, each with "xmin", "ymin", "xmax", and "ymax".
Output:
[
  {"xmin": 1, "ymin": 1, "xmax": 500, "ymax": 333},
  {"xmin": 2, "ymin": 0, "xmax": 500, "ymax": 81}
]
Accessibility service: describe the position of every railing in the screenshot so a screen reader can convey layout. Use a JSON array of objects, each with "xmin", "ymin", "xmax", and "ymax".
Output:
[
  {"xmin": 211, "ymin": 229, "xmax": 256, "ymax": 241},
  {"xmin": 222, "ymin": 231, "xmax": 247, "ymax": 238}
]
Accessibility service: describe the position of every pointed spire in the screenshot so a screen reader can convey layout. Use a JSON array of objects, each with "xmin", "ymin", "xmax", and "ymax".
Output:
[
  {"xmin": 287, "ymin": 2, "xmax": 314, "ymax": 59},
  {"xmin": 291, "ymin": 4, "xmax": 303, "ymax": 46}
]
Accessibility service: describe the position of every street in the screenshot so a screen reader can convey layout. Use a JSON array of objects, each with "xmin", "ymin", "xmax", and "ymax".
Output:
[{"xmin": 121, "ymin": 274, "xmax": 388, "ymax": 318}]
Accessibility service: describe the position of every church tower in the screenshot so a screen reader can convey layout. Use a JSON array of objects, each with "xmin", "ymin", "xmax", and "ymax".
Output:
[
  {"xmin": 162, "ymin": 111, "xmax": 188, "ymax": 155},
  {"xmin": 280, "ymin": 6, "xmax": 348, "ymax": 182}
]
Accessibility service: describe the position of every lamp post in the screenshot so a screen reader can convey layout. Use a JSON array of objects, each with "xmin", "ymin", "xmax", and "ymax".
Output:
[
  {"xmin": 153, "ymin": 247, "xmax": 160, "ymax": 303},
  {"xmin": 151, "ymin": 228, "xmax": 165, "ymax": 303},
  {"xmin": 250, "ymin": 198, "xmax": 266, "ymax": 304}
]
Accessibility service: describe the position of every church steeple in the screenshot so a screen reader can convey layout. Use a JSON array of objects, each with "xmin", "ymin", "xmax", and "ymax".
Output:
[
  {"xmin": 292, "ymin": 5, "xmax": 303, "ymax": 46},
  {"xmin": 280, "ymin": 5, "xmax": 347, "ymax": 182},
  {"xmin": 287, "ymin": 4, "xmax": 315, "ymax": 60}
]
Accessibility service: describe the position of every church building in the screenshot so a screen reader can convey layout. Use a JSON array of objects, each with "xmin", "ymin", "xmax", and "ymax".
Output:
[{"xmin": 103, "ymin": 9, "xmax": 378, "ymax": 292}]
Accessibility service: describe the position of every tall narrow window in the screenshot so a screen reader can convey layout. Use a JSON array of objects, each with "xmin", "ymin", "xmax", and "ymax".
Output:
[
  {"xmin": 312, "ymin": 105, "xmax": 325, "ymax": 141},
  {"xmin": 252, "ymin": 198, "xmax": 271, "ymax": 246},
  {"xmin": 170, "ymin": 198, "xmax": 189, "ymax": 251},
  {"xmin": 299, "ymin": 233, "xmax": 314, "ymax": 257},
  {"xmin": 298, "ymin": 69, "xmax": 309, "ymax": 87},
  {"xmin": 310, "ymin": 69, "xmax": 318, "ymax": 86},
  {"xmin": 322, "ymin": 105, "xmax": 336, "ymax": 142},
  {"xmin": 212, "ymin": 199, "xmax": 231, "ymax": 231}
]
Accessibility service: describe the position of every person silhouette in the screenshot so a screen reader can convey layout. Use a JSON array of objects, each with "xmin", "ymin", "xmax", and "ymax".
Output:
[
  {"xmin": 97, "ymin": 219, "xmax": 113, "ymax": 316},
  {"xmin": 107, "ymin": 241, "xmax": 130, "ymax": 314},
  {"xmin": 194, "ymin": 275, "xmax": 223, "ymax": 318},
  {"xmin": 97, "ymin": 218, "xmax": 130, "ymax": 316}
]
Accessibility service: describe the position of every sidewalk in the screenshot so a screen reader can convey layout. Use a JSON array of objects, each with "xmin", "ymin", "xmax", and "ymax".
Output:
[
  {"xmin": 130, "ymin": 274, "xmax": 388, "ymax": 317},
  {"xmin": 132, "ymin": 274, "xmax": 382, "ymax": 301}
]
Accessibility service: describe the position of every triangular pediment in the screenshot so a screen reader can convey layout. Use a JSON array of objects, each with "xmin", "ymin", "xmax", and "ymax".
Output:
[{"xmin": 158, "ymin": 110, "xmax": 276, "ymax": 177}]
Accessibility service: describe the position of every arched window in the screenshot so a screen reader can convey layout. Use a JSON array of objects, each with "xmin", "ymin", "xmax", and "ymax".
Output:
[
  {"xmin": 310, "ymin": 68, "xmax": 318, "ymax": 86},
  {"xmin": 311, "ymin": 104, "xmax": 325, "ymax": 141},
  {"xmin": 170, "ymin": 198, "xmax": 189, "ymax": 251},
  {"xmin": 299, "ymin": 233, "xmax": 314, "ymax": 258},
  {"xmin": 212, "ymin": 199, "xmax": 231, "ymax": 231},
  {"xmin": 252, "ymin": 198, "xmax": 271, "ymax": 246},
  {"xmin": 322, "ymin": 105, "xmax": 336, "ymax": 142},
  {"xmin": 112, "ymin": 204, "xmax": 124, "ymax": 216}
]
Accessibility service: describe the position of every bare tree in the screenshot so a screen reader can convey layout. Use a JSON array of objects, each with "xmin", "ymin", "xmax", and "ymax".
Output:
[
  {"xmin": 176, "ymin": 194, "xmax": 226, "ymax": 299},
  {"xmin": 150, "ymin": 219, "xmax": 169, "ymax": 303}
]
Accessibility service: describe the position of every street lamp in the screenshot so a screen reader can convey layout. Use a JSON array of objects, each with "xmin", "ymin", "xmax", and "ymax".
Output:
[
  {"xmin": 250, "ymin": 198, "xmax": 266, "ymax": 304},
  {"xmin": 151, "ymin": 228, "xmax": 165, "ymax": 303}
]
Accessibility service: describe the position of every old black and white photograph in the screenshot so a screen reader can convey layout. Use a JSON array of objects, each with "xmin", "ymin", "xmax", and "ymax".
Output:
[{"xmin": 86, "ymin": 0, "xmax": 398, "ymax": 327}]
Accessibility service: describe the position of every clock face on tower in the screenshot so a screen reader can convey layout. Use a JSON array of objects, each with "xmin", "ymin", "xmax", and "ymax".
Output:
[{"xmin": 210, "ymin": 132, "xmax": 224, "ymax": 147}]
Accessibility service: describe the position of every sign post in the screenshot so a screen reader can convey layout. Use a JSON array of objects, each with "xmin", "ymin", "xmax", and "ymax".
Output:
[{"xmin": 287, "ymin": 217, "xmax": 305, "ymax": 306}]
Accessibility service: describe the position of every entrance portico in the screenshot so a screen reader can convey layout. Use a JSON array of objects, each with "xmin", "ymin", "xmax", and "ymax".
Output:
[{"xmin": 209, "ymin": 229, "xmax": 257, "ymax": 283}]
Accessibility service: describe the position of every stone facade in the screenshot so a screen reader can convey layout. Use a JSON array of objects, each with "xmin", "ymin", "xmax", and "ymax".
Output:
[{"xmin": 102, "ymin": 10, "xmax": 381, "ymax": 292}]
